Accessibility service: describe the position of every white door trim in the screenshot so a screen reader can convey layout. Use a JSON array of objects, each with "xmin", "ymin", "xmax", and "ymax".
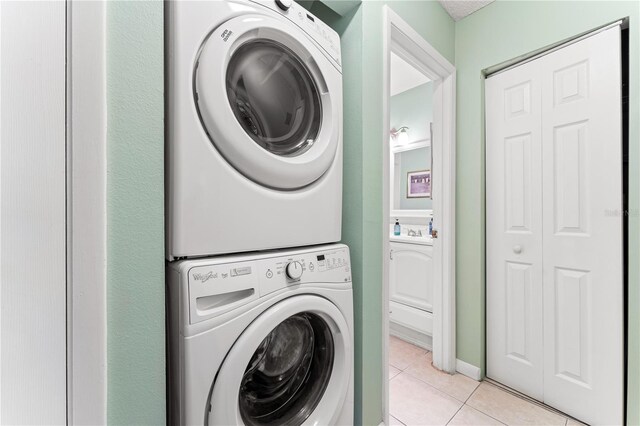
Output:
[
  {"xmin": 1, "ymin": 2, "xmax": 67, "ymax": 422},
  {"xmin": 381, "ymin": 5, "xmax": 457, "ymax": 423},
  {"xmin": 67, "ymin": 1, "xmax": 107, "ymax": 424}
]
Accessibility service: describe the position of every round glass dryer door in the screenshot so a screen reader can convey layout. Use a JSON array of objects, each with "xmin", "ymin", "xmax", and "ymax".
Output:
[
  {"xmin": 207, "ymin": 296, "xmax": 352, "ymax": 426},
  {"xmin": 226, "ymin": 39, "xmax": 322, "ymax": 158},
  {"xmin": 195, "ymin": 15, "xmax": 341, "ymax": 190}
]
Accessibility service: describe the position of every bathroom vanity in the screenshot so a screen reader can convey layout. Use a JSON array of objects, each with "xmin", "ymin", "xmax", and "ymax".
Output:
[{"xmin": 389, "ymin": 225, "xmax": 433, "ymax": 349}]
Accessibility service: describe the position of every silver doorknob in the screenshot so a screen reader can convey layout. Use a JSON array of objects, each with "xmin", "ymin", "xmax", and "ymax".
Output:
[{"xmin": 513, "ymin": 245, "xmax": 522, "ymax": 254}]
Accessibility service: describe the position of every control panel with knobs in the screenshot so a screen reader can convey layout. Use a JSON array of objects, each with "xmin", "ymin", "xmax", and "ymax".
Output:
[
  {"xmin": 181, "ymin": 245, "xmax": 351, "ymax": 325},
  {"xmin": 285, "ymin": 260, "xmax": 304, "ymax": 281}
]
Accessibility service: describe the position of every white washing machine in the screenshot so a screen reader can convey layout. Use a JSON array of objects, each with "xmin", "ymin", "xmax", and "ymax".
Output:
[
  {"xmin": 166, "ymin": 244, "xmax": 354, "ymax": 425},
  {"xmin": 166, "ymin": 0, "xmax": 343, "ymax": 260}
]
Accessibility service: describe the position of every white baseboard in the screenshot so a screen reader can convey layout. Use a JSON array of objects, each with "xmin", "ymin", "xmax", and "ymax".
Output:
[
  {"xmin": 390, "ymin": 322, "xmax": 433, "ymax": 351},
  {"xmin": 456, "ymin": 359, "xmax": 482, "ymax": 381}
]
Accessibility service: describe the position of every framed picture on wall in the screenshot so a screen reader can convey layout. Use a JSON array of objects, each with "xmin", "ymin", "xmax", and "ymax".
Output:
[{"xmin": 407, "ymin": 169, "xmax": 431, "ymax": 198}]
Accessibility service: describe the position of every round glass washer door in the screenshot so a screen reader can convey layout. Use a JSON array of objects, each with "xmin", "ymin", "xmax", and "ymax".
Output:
[
  {"xmin": 195, "ymin": 15, "xmax": 341, "ymax": 190},
  {"xmin": 207, "ymin": 295, "xmax": 352, "ymax": 426}
]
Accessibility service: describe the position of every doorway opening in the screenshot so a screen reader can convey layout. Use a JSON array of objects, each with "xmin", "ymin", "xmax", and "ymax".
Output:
[{"xmin": 381, "ymin": 5, "xmax": 457, "ymax": 424}]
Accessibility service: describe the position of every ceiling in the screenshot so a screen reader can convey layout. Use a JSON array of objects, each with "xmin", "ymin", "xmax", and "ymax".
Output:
[
  {"xmin": 390, "ymin": 52, "xmax": 431, "ymax": 97},
  {"xmin": 437, "ymin": 0, "xmax": 494, "ymax": 21}
]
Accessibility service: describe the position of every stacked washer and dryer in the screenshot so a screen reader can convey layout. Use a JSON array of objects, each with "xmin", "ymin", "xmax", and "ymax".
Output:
[{"xmin": 165, "ymin": 0, "xmax": 353, "ymax": 425}]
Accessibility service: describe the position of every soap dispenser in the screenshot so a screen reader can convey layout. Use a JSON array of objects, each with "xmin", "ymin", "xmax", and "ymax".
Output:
[{"xmin": 394, "ymin": 219, "xmax": 401, "ymax": 236}]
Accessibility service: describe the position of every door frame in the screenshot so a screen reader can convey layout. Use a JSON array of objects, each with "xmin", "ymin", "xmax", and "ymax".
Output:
[
  {"xmin": 381, "ymin": 5, "xmax": 457, "ymax": 423},
  {"xmin": 67, "ymin": 1, "xmax": 108, "ymax": 424}
]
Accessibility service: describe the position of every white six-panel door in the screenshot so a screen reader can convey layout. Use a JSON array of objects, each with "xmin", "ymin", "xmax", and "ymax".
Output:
[
  {"xmin": 486, "ymin": 26, "xmax": 623, "ymax": 425},
  {"xmin": 486, "ymin": 55, "xmax": 545, "ymax": 401}
]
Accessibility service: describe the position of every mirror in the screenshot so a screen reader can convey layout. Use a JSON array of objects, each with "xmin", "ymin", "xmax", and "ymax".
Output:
[
  {"xmin": 393, "ymin": 145, "xmax": 432, "ymax": 211},
  {"xmin": 389, "ymin": 52, "xmax": 433, "ymax": 217}
]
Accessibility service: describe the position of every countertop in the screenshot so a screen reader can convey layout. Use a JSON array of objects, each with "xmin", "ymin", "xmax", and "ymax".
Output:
[{"xmin": 389, "ymin": 234, "xmax": 433, "ymax": 246}]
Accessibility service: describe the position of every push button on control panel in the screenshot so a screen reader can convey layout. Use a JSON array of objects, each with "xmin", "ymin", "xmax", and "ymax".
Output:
[{"xmin": 315, "ymin": 252, "xmax": 348, "ymax": 272}]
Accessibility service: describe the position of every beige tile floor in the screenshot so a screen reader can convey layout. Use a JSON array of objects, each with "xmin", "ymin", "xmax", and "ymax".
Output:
[{"xmin": 388, "ymin": 336, "xmax": 583, "ymax": 426}]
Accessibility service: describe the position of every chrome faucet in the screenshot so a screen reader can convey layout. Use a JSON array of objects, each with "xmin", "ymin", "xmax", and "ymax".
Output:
[{"xmin": 407, "ymin": 229, "xmax": 422, "ymax": 237}]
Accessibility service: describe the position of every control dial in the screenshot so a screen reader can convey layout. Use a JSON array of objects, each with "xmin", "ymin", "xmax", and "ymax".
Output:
[
  {"xmin": 275, "ymin": 0, "xmax": 293, "ymax": 11},
  {"xmin": 285, "ymin": 261, "xmax": 304, "ymax": 281}
]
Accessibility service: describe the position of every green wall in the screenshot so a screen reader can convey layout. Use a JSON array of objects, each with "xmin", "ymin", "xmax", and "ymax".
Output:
[
  {"xmin": 454, "ymin": 2, "xmax": 640, "ymax": 424},
  {"xmin": 107, "ymin": 2, "xmax": 165, "ymax": 424}
]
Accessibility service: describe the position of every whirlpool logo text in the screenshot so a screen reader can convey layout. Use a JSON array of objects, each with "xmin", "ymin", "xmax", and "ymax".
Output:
[{"xmin": 193, "ymin": 271, "xmax": 216, "ymax": 283}]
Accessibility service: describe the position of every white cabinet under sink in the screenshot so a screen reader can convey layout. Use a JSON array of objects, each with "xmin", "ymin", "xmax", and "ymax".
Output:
[
  {"xmin": 389, "ymin": 241, "xmax": 433, "ymax": 343},
  {"xmin": 390, "ymin": 242, "xmax": 433, "ymax": 311}
]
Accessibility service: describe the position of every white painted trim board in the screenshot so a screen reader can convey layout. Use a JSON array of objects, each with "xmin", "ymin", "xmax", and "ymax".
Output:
[
  {"xmin": 456, "ymin": 359, "xmax": 482, "ymax": 381},
  {"xmin": 67, "ymin": 2, "xmax": 108, "ymax": 424},
  {"xmin": 1, "ymin": 2, "xmax": 67, "ymax": 422}
]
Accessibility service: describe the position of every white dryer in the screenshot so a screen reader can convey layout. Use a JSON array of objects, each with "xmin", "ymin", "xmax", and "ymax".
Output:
[
  {"xmin": 167, "ymin": 244, "xmax": 354, "ymax": 425},
  {"xmin": 166, "ymin": 0, "xmax": 343, "ymax": 260}
]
